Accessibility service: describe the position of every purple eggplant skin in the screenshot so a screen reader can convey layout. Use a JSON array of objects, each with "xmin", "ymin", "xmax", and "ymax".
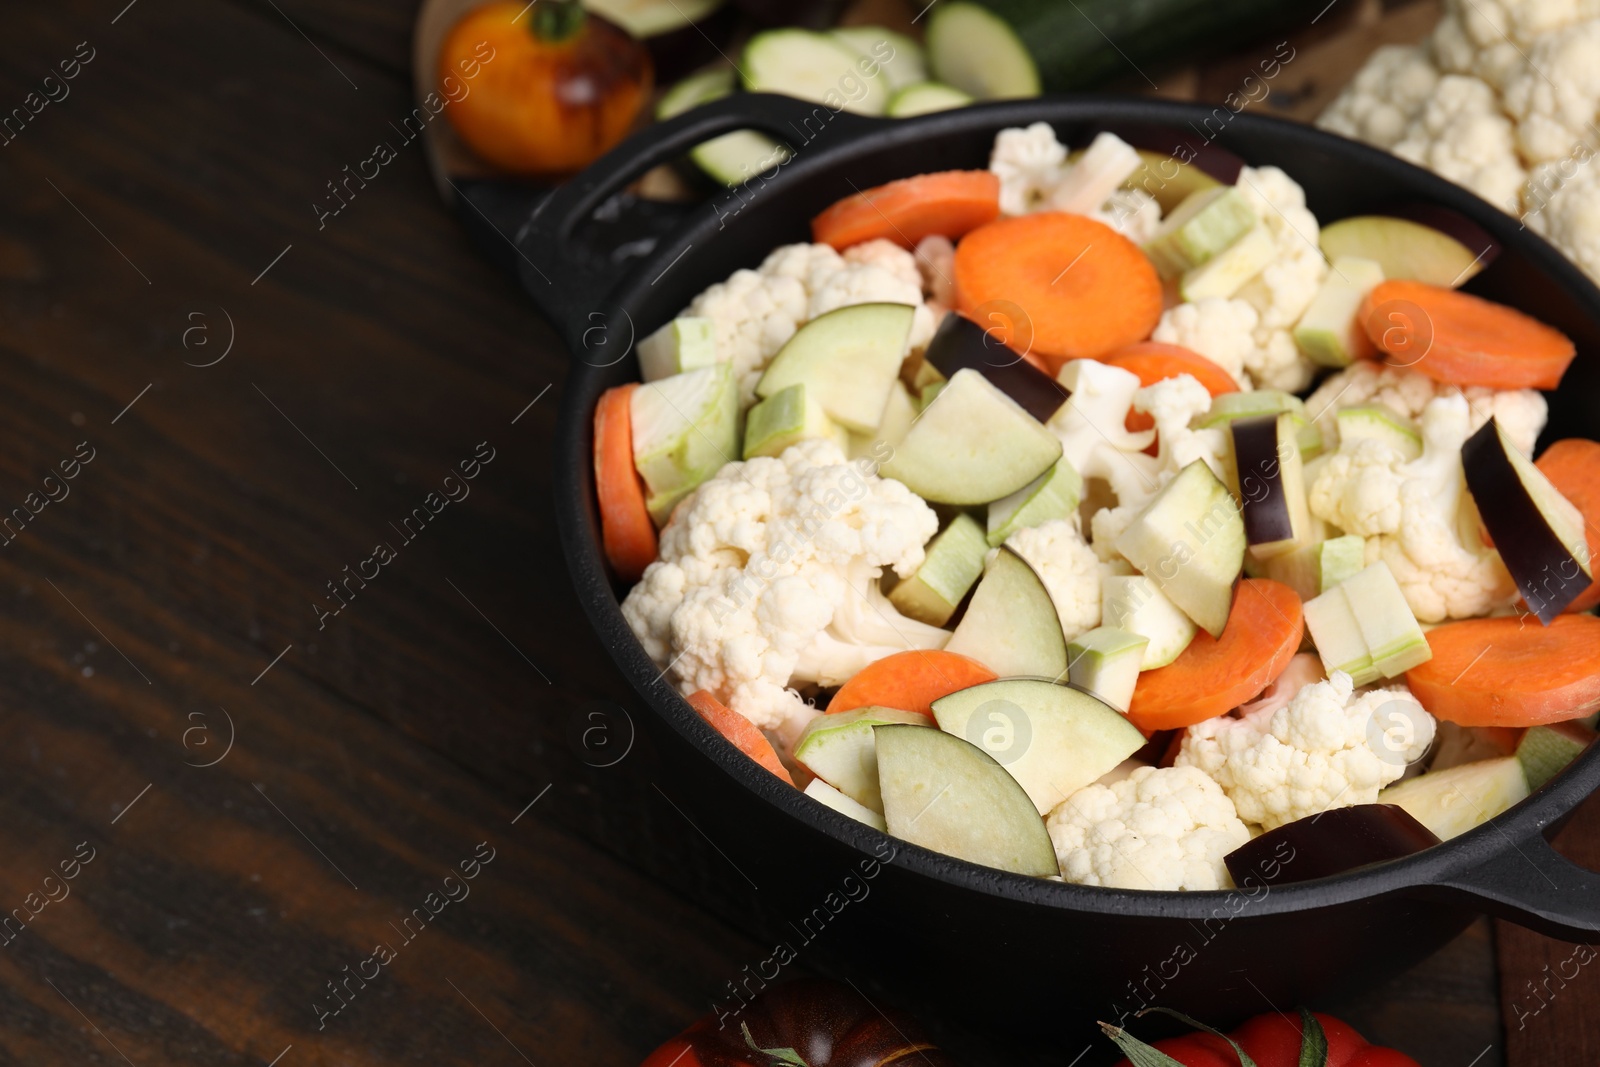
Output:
[
  {"xmin": 922, "ymin": 313, "xmax": 1067, "ymax": 423},
  {"xmin": 1225, "ymin": 804, "xmax": 1442, "ymax": 888},
  {"xmin": 1462, "ymin": 418, "xmax": 1588, "ymax": 623},
  {"xmin": 1231, "ymin": 414, "xmax": 1293, "ymax": 546},
  {"xmin": 1389, "ymin": 201, "xmax": 1502, "ymax": 274}
]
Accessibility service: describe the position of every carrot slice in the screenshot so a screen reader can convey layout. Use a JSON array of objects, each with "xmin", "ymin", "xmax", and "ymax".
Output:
[
  {"xmin": 1536, "ymin": 438, "xmax": 1600, "ymax": 613},
  {"xmin": 811, "ymin": 170, "xmax": 1001, "ymax": 251},
  {"xmin": 685, "ymin": 690, "xmax": 794, "ymax": 785},
  {"xmin": 1405, "ymin": 615, "xmax": 1600, "ymax": 726},
  {"xmin": 1103, "ymin": 341, "xmax": 1240, "ymax": 433},
  {"xmin": 827, "ymin": 649, "xmax": 997, "ymax": 719},
  {"xmin": 1359, "ymin": 279, "xmax": 1576, "ymax": 390},
  {"xmin": 1126, "ymin": 579, "xmax": 1305, "ymax": 733},
  {"xmin": 954, "ymin": 212, "xmax": 1163, "ymax": 373},
  {"xmin": 593, "ymin": 383, "xmax": 657, "ymax": 582}
]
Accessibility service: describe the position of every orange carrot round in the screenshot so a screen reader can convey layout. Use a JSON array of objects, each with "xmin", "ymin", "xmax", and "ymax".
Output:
[
  {"xmin": 593, "ymin": 383, "xmax": 658, "ymax": 582},
  {"xmin": 954, "ymin": 212, "xmax": 1163, "ymax": 373},
  {"xmin": 1359, "ymin": 279, "xmax": 1576, "ymax": 390},
  {"xmin": 685, "ymin": 690, "xmax": 794, "ymax": 785},
  {"xmin": 1536, "ymin": 438, "xmax": 1600, "ymax": 613},
  {"xmin": 1406, "ymin": 615, "xmax": 1600, "ymax": 726},
  {"xmin": 811, "ymin": 170, "xmax": 1001, "ymax": 251},
  {"xmin": 1103, "ymin": 341, "xmax": 1240, "ymax": 433},
  {"xmin": 1127, "ymin": 579, "xmax": 1304, "ymax": 733},
  {"xmin": 827, "ymin": 649, "xmax": 997, "ymax": 719}
]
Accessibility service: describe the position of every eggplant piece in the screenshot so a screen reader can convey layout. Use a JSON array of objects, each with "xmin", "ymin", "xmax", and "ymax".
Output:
[
  {"xmin": 1225, "ymin": 804, "xmax": 1441, "ymax": 887},
  {"xmin": 1463, "ymin": 417, "xmax": 1592, "ymax": 623},
  {"xmin": 1230, "ymin": 412, "xmax": 1311, "ymax": 559},
  {"xmin": 922, "ymin": 313, "xmax": 1066, "ymax": 422}
]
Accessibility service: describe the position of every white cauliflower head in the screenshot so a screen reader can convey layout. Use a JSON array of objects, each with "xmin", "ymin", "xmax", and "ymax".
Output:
[
  {"xmin": 621, "ymin": 439, "xmax": 943, "ymax": 740},
  {"xmin": 1151, "ymin": 298, "xmax": 1259, "ymax": 387},
  {"xmin": 1004, "ymin": 518, "xmax": 1104, "ymax": 641},
  {"xmin": 1232, "ymin": 166, "xmax": 1328, "ymax": 391},
  {"xmin": 1047, "ymin": 359, "xmax": 1163, "ymax": 506},
  {"xmin": 1318, "ymin": 44, "xmax": 1443, "ymax": 148},
  {"xmin": 686, "ymin": 264, "xmax": 810, "ymax": 406},
  {"xmin": 809, "ymin": 243, "xmax": 936, "ymax": 351},
  {"xmin": 1305, "ymin": 361, "xmax": 1547, "ymax": 456},
  {"xmin": 1525, "ymin": 156, "xmax": 1600, "ymax": 279},
  {"xmin": 1308, "ymin": 436, "xmax": 1409, "ymax": 537},
  {"xmin": 1504, "ymin": 18, "xmax": 1600, "ymax": 163},
  {"xmin": 1393, "ymin": 74, "xmax": 1529, "ymax": 214},
  {"xmin": 1368, "ymin": 395, "xmax": 1519, "ymax": 622},
  {"xmin": 1133, "ymin": 373, "xmax": 1228, "ymax": 479},
  {"xmin": 1047, "ymin": 766, "xmax": 1252, "ymax": 891},
  {"xmin": 1177, "ymin": 671, "xmax": 1436, "ymax": 830},
  {"xmin": 990, "ymin": 122, "xmax": 1068, "ymax": 216},
  {"xmin": 1093, "ymin": 188, "xmax": 1163, "ymax": 243}
]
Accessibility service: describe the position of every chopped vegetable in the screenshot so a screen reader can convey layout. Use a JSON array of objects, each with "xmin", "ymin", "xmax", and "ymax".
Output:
[
  {"xmin": 1360, "ymin": 279, "xmax": 1577, "ymax": 390},
  {"xmin": 592, "ymin": 383, "xmax": 658, "ymax": 581},
  {"xmin": 954, "ymin": 212, "xmax": 1164, "ymax": 371},
  {"xmin": 1406, "ymin": 615, "xmax": 1600, "ymax": 726},
  {"xmin": 1377, "ymin": 756, "xmax": 1529, "ymax": 840},
  {"xmin": 826, "ymin": 649, "xmax": 996, "ymax": 719},
  {"xmin": 441, "ymin": 0, "xmax": 652, "ymax": 175},
  {"xmin": 811, "ymin": 170, "xmax": 1001, "ymax": 251},
  {"xmin": 1108, "ymin": 1007, "xmax": 1423, "ymax": 1067},
  {"xmin": 1102, "ymin": 341, "xmax": 1239, "ymax": 434},
  {"xmin": 1127, "ymin": 579, "xmax": 1304, "ymax": 734},
  {"xmin": 685, "ymin": 690, "xmax": 793, "ymax": 785},
  {"xmin": 1534, "ymin": 438, "xmax": 1600, "ymax": 613}
]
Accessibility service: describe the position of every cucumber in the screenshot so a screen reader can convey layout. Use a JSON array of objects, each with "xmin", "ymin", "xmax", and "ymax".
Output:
[
  {"xmin": 742, "ymin": 29, "xmax": 892, "ymax": 116},
  {"xmin": 929, "ymin": 0, "xmax": 1304, "ymax": 93},
  {"xmin": 1143, "ymin": 187, "xmax": 1258, "ymax": 279},
  {"xmin": 1179, "ymin": 225, "xmax": 1276, "ymax": 302},
  {"xmin": 656, "ymin": 66, "xmax": 790, "ymax": 187},
  {"xmin": 631, "ymin": 363, "xmax": 740, "ymax": 523},
  {"xmin": 1340, "ymin": 561, "xmax": 1432, "ymax": 678},
  {"xmin": 831, "ymin": 26, "xmax": 927, "ymax": 91},
  {"xmin": 886, "ymin": 81, "xmax": 974, "ymax": 117},
  {"xmin": 1303, "ymin": 584, "xmax": 1379, "ymax": 686},
  {"xmin": 1294, "ymin": 256, "xmax": 1385, "ymax": 368},
  {"xmin": 742, "ymin": 383, "xmax": 844, "ymax": 460},
  {"xmin": 584, "ymin": 0, "xmax": 725, "ymax": 37},
  {"xmin": 637, "ymin": 317, "xmax": 718, "ymax": 381},
  {"xmin": 925, "ymin": 2, "xmax": 1041, "ymax": 100}
]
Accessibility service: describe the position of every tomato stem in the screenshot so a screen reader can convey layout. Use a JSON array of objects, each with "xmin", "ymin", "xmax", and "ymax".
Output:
[{"xmin": 530, "ymin": 0, "xmax": 586, "ymax": 43}]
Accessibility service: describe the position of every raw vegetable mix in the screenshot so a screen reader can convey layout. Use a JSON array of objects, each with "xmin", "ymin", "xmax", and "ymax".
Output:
[{"xmin": 594, "ymin": 120, "xmax": 1598, "ymax": 891}]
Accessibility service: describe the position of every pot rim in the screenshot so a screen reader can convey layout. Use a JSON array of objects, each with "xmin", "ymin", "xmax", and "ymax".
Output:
[{"xmin": 546, "ymin": 94, "xmax": 1600, "ymax": 927}]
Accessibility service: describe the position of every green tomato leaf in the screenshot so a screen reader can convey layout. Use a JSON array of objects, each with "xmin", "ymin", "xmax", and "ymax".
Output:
[
  {"xmin": 741, "ymin": 1021, "xmax": 809, "ymax": 1067},
  {"xmin": 1137, "ymin": 1008, "xmax": 1260, "ymax": 1067},
  {"xmin": 1298, "ymin": 1007, "xmax": 1330, "ymax": 1067},
  {"xmin": 1097, "ymin": 1021, "xmax": 1190, "ymax": 1067}
]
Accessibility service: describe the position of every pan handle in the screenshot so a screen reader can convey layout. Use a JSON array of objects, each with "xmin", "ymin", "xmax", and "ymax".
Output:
[
  {"xmin": 1427, "ymin": 822, "xmax": 1600, "ymax": 942},
  {"xmin": 518, "ymin": 93, "xmax": 880, "ymax": 345}
]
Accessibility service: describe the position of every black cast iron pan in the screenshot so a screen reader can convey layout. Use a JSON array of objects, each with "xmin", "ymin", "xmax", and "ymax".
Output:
[{"xmin": 513, "ymin": 93, "xmax": 1600, "ymax": 1060}]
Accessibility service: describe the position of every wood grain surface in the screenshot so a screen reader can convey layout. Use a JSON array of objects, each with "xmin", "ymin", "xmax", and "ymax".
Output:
[{"xmin": 0, "ymin": 0, "xmax": 1575, "ymax": 1063}]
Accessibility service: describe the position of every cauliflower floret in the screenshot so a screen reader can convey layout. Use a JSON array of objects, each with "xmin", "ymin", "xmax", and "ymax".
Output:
[
  {"xmin": 1178, "ymin": 672, "xmax": 1435, "ymax": 830},
  {"xmin": 1005, "ymin": 519, "xmax": 1103, "ymax": 640},
  {"xmin": 621, "ymin": 439, "xmax": 943, "ymax": 739},
  {"xmin": 1431, "ymin": 13, "xmax": 1524, "ymax": 88},
  {"xmin": 686, "ymin": 267, "xmax": 810, "ymax": 405},
  {"xmin": 1305, "ymin": 361, "xmax": 1548, "ymax": 456},
  {"xmin": 990, "ymin": 122, "xmax": 1067, "ymax": 217},
  {"xmin": 1308, "ymin": 437, "xmax": 1409, "ymax": 536},
  {"xmin": 1393, "ymin": 75, "xmax": 1529, "ymax": 214},
  {"xmin": 1151, "ymin": 298, "xmax": 1258, "ymax": 387},
  {"xmin": 1232, "ymin": 166, "xmax": 1328, "ymax": 391},
  {"xmin": 1046, "ymin": 766, "xmax": 1252, "ymax": 891},
  {"xmin": 1318, "ymin": 44, "xmax": 1443, "ymax": 149},
  {"xmin": 1092, "ymin": 188, "xmax": 1163, "ymax": 244},
  {"xmin": 1504, "ymin": 18, "xmax": 1600, "ymax": 163},
  {"xmin": 808, "ymin": 258, "xmax": 936, "ymax": 352},
  {"xmin": 1046, "ymin": 360, "xmax": 1162, "ymax": 506},
  {"xmin": 1133, "ymin": 374, "xmax": 1228, "ymax": 479},
  {"xmin": 842, "ymin": 238, "xmax": 924, "ymax": 290},
  {"xmin": 1368, "ymin": 396, "xmax": 1519, "ymax": 621},
  {"xmin": 913, "ymin": 234, "xmax": 956, "ymax": 309},
  {"xmin": 1525, "ymin": 157, "xmax": 1600, "ymax": 279}
]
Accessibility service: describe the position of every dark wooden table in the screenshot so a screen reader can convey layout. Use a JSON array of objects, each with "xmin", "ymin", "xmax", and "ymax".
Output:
[{"xmin": 0, "ymin": 1, "xmax": 1571, "ymax": 1064}]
